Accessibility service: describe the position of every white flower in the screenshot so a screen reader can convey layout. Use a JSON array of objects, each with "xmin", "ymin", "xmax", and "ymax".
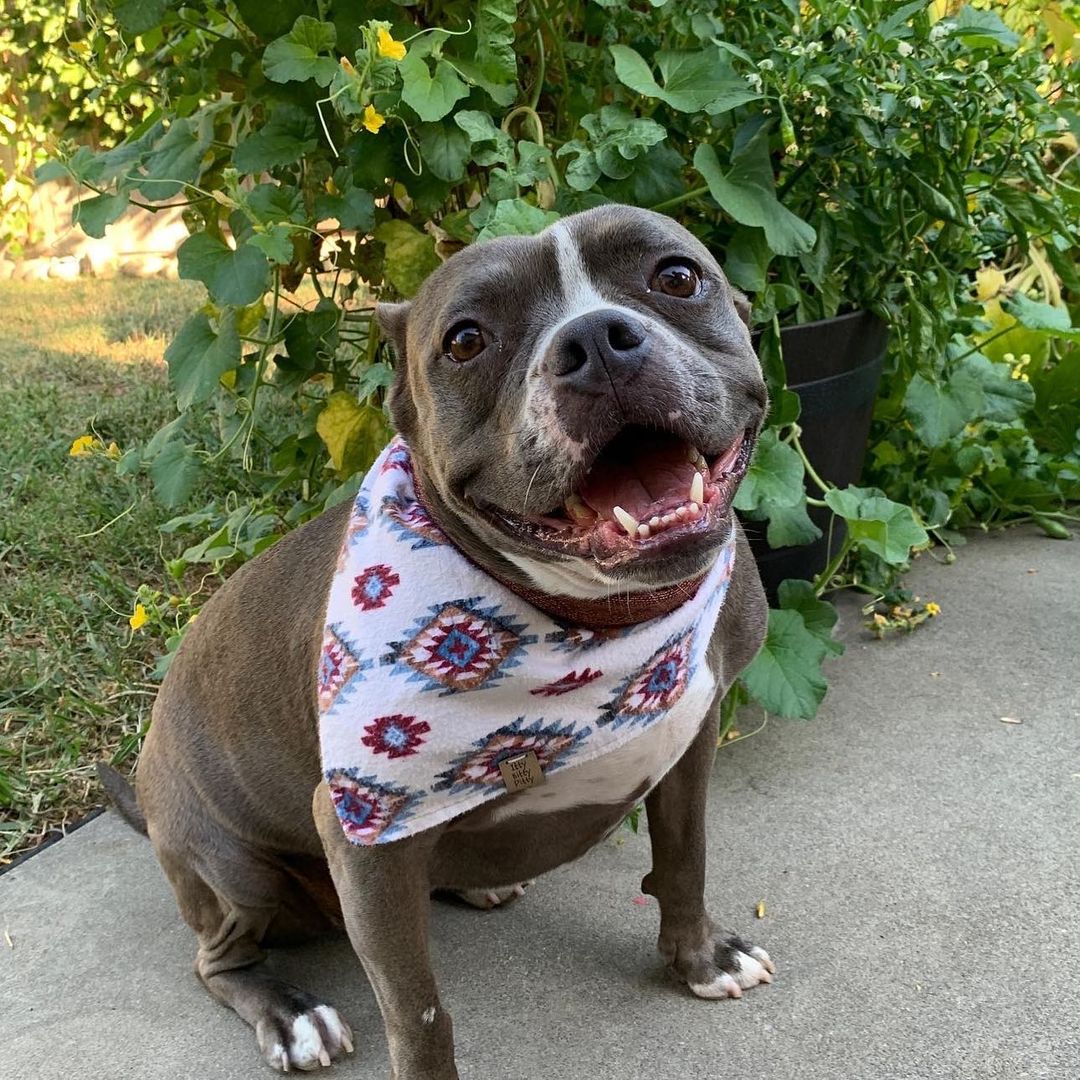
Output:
[
  {"xmin": 907, "ymin": 94, "xmax": 923, "ymax": 109},
  {"xmin": 746, "ymin": 72, "xmax": 763, "ymax": 93},
  {"xmin": 1057, "ymin": 116, "xmax": 1071, "ymax": 131},
  {"xmin": 929, "ymin": 23, "xmax": 949, "ymax": 42},
  {"xmin": 759, "ymin": 58, "xmax": 775, "ymax": 71},
  {"xmin": 814, "ymin": 103, "xmax": 830, "ymax": 117},
  {"xmin": 834, "ymin": 26, "xmax": 849, "ymax": 43},
  {"xmin": 1004, "ymin": 102, "xmax": 1017, "ymax": 118},
  {"xmin": 897, "ymin": 41, "xmax": 914, "ymax": 57},
  {"xmin": 974, "ymin": 60, "xmax": 989, "ymax": 74},
  {"xmin": 805, "ymin": 41, "xmax": 823, "ymax": 57}
]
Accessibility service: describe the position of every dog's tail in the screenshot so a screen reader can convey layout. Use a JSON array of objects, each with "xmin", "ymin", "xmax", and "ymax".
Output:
[{"xmin": 95, "ymin": 762, "xmax": 148, "ymax": 837}]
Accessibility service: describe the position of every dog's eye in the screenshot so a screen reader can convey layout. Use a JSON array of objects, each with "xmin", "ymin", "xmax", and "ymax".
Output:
[
  {"xmin": 651, "ymin": 261, "xmax": 701, "ymax": 299},
  {"xmin": 443, "ymin": 322, "xmax": 487, "ymax": 362}
]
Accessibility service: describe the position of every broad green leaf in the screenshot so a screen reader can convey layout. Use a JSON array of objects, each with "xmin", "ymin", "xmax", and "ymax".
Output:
[
  {"xmin": 514, "ymin": 141, "xmax": 554, "ymax": 187},
  {"xmin": 111, "ymin": 0, "xmax": 168, "ymax": 34},
  {"xmin": 149, "ymin": 439, "xmax": 203, "ymax": 507},
  {"xmin": 959, "ymin": 353, "xmax": 1035, "ymax": 424},
  {"xmin": 1002, "ymin": 293, "xmax": 1080, "ymax": 341},
  {"xmin": 766, "ymin": 499, "xmax": 822, "ymax": 549},
  {"xmin": 741, "ymin": 608, "xmax": 830, "ymax": 719},
  {"xmin": 474, "ymin": 0, "xmax": 517, "ymax": 85},
  {"xmin": 724, "ymin": 226, "xmax": 772, "ymax": 293},
  {"xmin": 605, "ymin": 142, "xmax": 686, "ymax": 207},
  {"xmin": 454, "ymin": 110, "xmax": 515, "ymax": 165},
  {"xmin": 178, "ymin": 233, "xmax": 271, "ymax": 306},
  {"xmin": 400, "ymin": 53, "xmax": 469, "ymax": 122},
  {"xmin": 281, "ymin": 300, "xmax": 340, "ymax": 373},
  {"xmin": 249, "ymin": 224, "xmax": 295, "ymax": 265},
  {"xmin": 232, "ymin": 0, "xmax": 306, "ymax": 40},
  {"xmin": 314, "ymin": 187, "xmax": 375, "ymax": 230},
  {"xmin": 909, "ymin": 174, "xmax": 965, "ymax": 224},
  {"xmin": 825, "ymin": 485, "xmax": 929, "ymax": 564},
  {"xmin": 246, "ymin": 183, "xmax": 305, "ymax": 224},
  {"xmin": 951, "ymin": 6, "xmax": 1020, "ymax": 49},
  {"xmin": 581, "ymin": 105, "xmax": 667, "ymax": 180},
  {"xmin": 609, "ymin": 44, "xmax": 759, "ymax": 114},
  {"xmin": 693, "ymin": 132, "xmax": 816, "ymax": 257},
  {"xmin": 317, "ymin": 392, "xmax": 384, "ymax": 475},
  {"xmin": 263, "ymin": 16, "xmax": 338, "ymax": 88},
  {"xmin": 164, "ymin": 312, "xmax": 242, "ymax": 411},
  {"xmin": 732, "ymin": 428, "xmax": 805, "ymax": 512},
  {"xmin": 417, "ymin": 123, "xmax": 472, "ymax": 182},
  {"xmin": 138, "ymin": 111, "xmax": 217, "ymax": 199},
  {"xmin": 777, "ymin": 580, "xmax": 844, "ymax": 656},
  {"xmin": 475, "ymin": 199, "xmax": 560, "ymax": 243},
  {"xmin": 72, "ymin": 193, "xmax": 128, "ymax": 239},
  {"xmin": 234, "ymin": 106, "xmax": 319, "ymax": 173},
  {"xmin": 903, "ymin": 371, "xmax": 985, "ymax": 446},
  {"xmin": 374, "ymin": 220, "xmax": 441, "ymax": 298}
]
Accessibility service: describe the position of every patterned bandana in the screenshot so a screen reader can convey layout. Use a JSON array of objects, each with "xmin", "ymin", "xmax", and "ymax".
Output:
[{"xmin": 318, "ymin": 438, "xmax": 737, "ymax": 845}]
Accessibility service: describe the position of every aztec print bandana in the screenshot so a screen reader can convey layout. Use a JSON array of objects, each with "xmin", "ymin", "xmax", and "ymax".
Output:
[{"xmin": 318, "ymin": 437, "xmax": 737, "ymax": 846}]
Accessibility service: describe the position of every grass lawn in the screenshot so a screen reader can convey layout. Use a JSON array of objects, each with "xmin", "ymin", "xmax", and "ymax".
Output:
[{"xmin": 0, "ymin": 277, "xmax": 211, "ymax": 864}]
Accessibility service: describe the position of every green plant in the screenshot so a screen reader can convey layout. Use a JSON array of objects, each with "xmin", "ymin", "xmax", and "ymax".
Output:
[{"xmin": 45, "ymin": 0, "xmax": 1080, "ymax": 720}]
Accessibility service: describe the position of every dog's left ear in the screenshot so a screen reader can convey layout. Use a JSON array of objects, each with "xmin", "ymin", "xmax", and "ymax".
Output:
[
  {"xmin": 376, "ymin": 301, "xmax": 410, "ymax": 361},
  {"xmin": 731, "ymin": 288, "xmax": 752, "ymax": 328}
]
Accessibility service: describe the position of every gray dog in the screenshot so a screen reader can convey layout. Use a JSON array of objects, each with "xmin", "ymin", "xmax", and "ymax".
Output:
[{"xmin": 101, "ymin": 205, "xmax": 773, "ymax": 1077}]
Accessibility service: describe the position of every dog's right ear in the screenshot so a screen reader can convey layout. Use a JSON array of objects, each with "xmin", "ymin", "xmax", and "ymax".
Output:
[
  {"xmin": 376, "ymin": 301, "xmax": 418, "ymax": 437},
  {"xmin": 376, "ymin": 300, "xmax": 410, "ymax": 361}
]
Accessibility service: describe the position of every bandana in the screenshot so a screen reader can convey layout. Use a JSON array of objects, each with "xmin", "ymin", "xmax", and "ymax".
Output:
[{"xmin": 318, "ymin": 438, "xmax": 736, "ymax": 845}]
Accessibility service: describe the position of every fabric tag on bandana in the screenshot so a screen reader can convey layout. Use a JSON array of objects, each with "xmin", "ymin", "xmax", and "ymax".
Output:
[{"xmin": 498, "ymin": 750, "xmax": 545, "ymax": 792}]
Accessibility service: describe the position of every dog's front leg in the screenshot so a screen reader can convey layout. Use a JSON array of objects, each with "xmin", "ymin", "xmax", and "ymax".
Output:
[
  {"xmin": 314, "ymin": 784, "xmax": 458, "ymax": 1080},
  {"xmin": 641, "ymin": 708, "xmax": 776, "ymax": 1000}
]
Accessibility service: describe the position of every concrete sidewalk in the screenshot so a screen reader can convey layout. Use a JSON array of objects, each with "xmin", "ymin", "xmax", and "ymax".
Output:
[{"xmin": 2, "ymin": 527, "xmax": 1077, "ymax": 1080}]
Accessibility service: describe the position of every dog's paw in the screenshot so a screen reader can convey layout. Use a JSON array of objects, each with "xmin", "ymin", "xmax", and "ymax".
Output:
[
  {"xmin": 450, "ymin": 880, "xmax": 535, "ymax": 910},
  {"xmin": 661, "ymin": 927, "xmax": 775, "ymax": 1001},
  {"xmin": 256, "ymin": 1004, "xmax": 354, "ymax": 1072}
]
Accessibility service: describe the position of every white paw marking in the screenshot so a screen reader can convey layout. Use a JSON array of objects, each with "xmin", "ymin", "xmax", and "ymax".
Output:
[
  {"xmin": 314, "ymin": 1005, "xmax": 354, "ymax": 1054},
  {"xmin": 288, "ymin": 1015, "xmax": 324, "ymax": 1070},
  {"xmin": 748, "ymin": 945, "xmax": 776, "ymax": 974},
  {"xmin": 421, "ymin": 1006, "xmax": 437, "ymax": 1025},
  {"xmin": 731, "ymin": 953, "xmax": 772, "ymax": 990},
  {"xmin": 690, "ymin": 972, "xmax": 743, "ymax": 1000}
]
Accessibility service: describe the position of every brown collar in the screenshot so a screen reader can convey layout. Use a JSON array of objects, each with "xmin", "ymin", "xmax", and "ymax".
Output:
[
  {"xmin": 486, "ymin": 570, "xmax": 708, "ymax": 630},
  {"xmin": 413, "ymin": 468, "xmax": 704, "ymax": 630}
]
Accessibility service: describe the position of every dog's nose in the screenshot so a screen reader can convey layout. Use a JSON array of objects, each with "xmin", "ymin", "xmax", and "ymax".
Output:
[{"xmin": 547, "ymin": 310, "xmax": 650, "ymax": 389}]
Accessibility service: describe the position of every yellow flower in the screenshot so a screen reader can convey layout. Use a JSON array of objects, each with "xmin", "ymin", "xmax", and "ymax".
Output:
[
  {"xmin": 362, "ymin": 104, "xmax": 386, "ymax": 134},
  {"xmin": 376, "ymin": 27, "xmax": 407, "ymax": 61},
  {"xmin": 925, "ymin": 602, "xmax": 941, "ymax": 617},
  {"xmin": 69, "ymin": 435, "xmax": 96, "ymax": 457},
  {"xmin": 129, "ymin": 603, "xmax": 149, "ymax": 631},
  {"xmin": 105, "ymin": 441, "xmax": 121, "ymax": 460},
  {"xmin": 975, "ymin": 267, "xmax": 1005, "ymax": 302},
  {"xmin": 340, "ymin": 56, "xmax": 356, "ymax": 76}
]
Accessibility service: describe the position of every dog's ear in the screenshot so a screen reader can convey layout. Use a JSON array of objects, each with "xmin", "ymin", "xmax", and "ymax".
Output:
[
  {"xmin": 376, "ymin": 300, "xmax": 410, "ymax": 361},
  {"xmin": 731, "ymin": 288, "xmax": 752, "ymax": 328},
  {"xmin": 376, "ymin": 301, "xmax": 418, "ymax": 437}
]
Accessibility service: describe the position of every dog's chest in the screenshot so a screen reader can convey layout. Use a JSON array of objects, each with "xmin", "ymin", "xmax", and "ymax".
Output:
[{"xmin": 488, "ymin": 666, "xmax": 716, "ymax": 822}]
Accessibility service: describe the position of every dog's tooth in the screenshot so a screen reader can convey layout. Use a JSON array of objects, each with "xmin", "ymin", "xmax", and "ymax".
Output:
[
  {"xmin": 612, "ymin": 505, "xmax": 639, "ymax": 537},
  {"xmin": 637, "ymin": 523, "xmax": 651, "ymax": 540},
  {"xmin": 690, "ymin": 472, "xmax": 704, "ymax": 505},
  {"xmin": 689, "ymin": 501, "xmax": 700, "ymax": 514},
  {"xmin": 675, "ymin": 506, "xmax": 688, "ymax": 520},
  {"xmin": 662, "ymin": 513, "xmax": 674, "ymax": 525},
  {"xmin": 649, "ymin": 516, "xmax": 661, "ymax": 529}
]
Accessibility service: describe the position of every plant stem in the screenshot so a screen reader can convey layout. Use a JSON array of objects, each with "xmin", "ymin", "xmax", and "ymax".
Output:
[
  {"xmin": 812, "ymin": 535, "xmax": 854, "ymax": 596},
  {"xmin": 789, "ymin": 428, "xmax": 831, "ymax": 495},
  {"xmin": 650, "ymin": 185, "xmax": 710, "ymax": 214}
]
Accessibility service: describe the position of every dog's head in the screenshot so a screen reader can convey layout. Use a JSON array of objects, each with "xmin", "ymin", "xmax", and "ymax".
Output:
[{"xmin": 377, "ymin": 205, "xmax": 767, "ymax": 596}]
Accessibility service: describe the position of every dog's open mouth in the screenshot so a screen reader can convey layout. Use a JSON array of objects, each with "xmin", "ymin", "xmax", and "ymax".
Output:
[{"xmin": 484, "ymin": 425, "xmax": 756, "ymax": 565}]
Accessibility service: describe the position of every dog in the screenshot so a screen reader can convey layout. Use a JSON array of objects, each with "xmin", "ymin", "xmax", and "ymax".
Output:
[{"xmin": 100, "ymin": 204, "xmax": 773, "ymax": 1077}]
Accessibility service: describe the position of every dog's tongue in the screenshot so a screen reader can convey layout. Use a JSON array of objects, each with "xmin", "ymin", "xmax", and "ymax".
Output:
[{"xmin": 577, "ymin": 432, "xmax": 696, "ymax": 520}]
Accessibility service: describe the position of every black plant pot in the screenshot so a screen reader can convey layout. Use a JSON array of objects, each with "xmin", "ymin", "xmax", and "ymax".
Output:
[{"xmin": 744, "ymin": 310, "xmax": 889, "ymax": 602}]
